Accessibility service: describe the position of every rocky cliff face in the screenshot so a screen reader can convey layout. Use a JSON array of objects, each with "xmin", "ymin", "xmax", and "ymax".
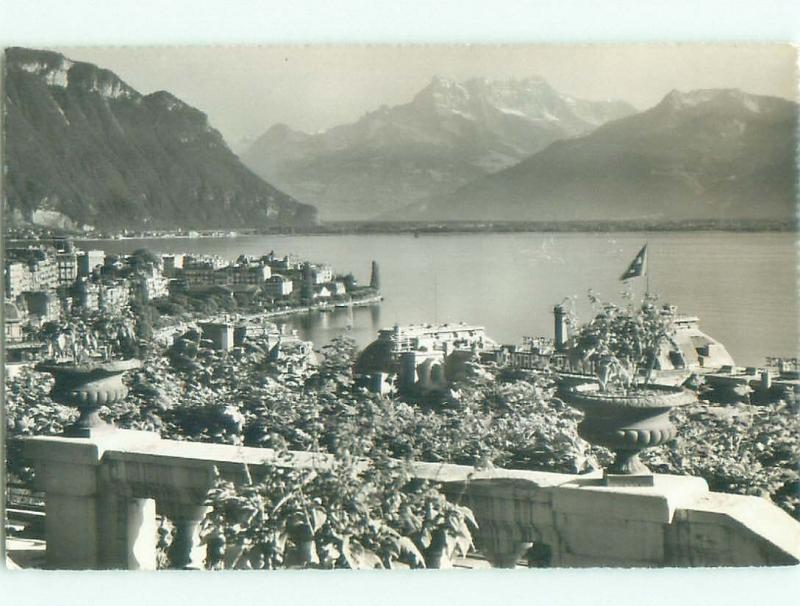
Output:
[
  {"xmin": 3, "ymin": 47, "xmax": 317, "ymax": 230},
  {"xmin": 396, "ymin": 89, "xmax": 798, "ymax": 223},
  {"xmin": 241, "ymin": 76, "xmax": 636, "ymax": 220}
]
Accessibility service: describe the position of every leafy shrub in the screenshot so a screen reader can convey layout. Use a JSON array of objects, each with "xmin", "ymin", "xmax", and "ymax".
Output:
[
  {"xmin": 570, "ymin": 292, "xmax": 676, "ymax": 391},
  {"xmin": 4, "ymin": 367, "xmax": 76, "ymax": 482},
  {"xmin": 200, "ymin": 443, "xmax": 476, "ymax": 570}
]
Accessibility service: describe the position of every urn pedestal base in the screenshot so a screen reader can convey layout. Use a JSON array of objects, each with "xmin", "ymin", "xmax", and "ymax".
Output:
[
  {"xmin": 603, "ymin": 471, "xmax": 655, "ymax": 487},
  {"xmin": 64, "ymin": 419, "xmax": 117, "ymax": 439}
]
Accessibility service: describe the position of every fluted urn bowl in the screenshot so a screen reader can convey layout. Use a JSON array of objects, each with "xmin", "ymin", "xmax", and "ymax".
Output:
[
  {"xmin": 563, "ymin": 382, "xmax": 696, "ymax": 475},
  {"xmin": 35, "ymin": 359, "xmax": 142, "ymax": 437}
]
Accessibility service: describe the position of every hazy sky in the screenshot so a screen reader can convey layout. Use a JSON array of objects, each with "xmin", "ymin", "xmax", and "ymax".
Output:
[{"xmin": 56, "ymin": 44, "xmax": 797, "ymax": 146}]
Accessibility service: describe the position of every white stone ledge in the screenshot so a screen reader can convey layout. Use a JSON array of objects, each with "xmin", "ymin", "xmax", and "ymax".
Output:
[{"xmin": 21, "ymin": 430, "xmax": 800, "ymax": 568}]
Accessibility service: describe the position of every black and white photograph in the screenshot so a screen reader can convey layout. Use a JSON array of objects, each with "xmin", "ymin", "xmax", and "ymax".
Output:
[{"xmin": 1, "ymin": 4, "xmax": 798, "ymax": 588}]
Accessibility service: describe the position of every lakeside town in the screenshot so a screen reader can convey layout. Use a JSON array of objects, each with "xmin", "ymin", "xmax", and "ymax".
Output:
[
  {"xmin": 4, "ymin": 236, "xmax": 382, "ymax": 369},
  {"xmin": 3, "ymin": 42, "xmax": 799, "ymax": 574},
  {"xmin": 5, "ymin": 236, "xmax": 800, "ymax": 570}
]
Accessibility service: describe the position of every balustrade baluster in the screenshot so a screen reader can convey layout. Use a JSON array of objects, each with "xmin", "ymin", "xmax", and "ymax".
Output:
[{"xmin": 162, "ymin": 503, "xmax": 211, "ymax": 570}]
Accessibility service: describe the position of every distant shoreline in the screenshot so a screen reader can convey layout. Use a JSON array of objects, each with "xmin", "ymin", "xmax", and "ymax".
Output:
[
  {"xmin": 5, "ymin": 219, "xmax": 797, "ymax": 242},
  {"xmin": 277, "ymin": 219, "xmax": 799, "ymax": 235}
]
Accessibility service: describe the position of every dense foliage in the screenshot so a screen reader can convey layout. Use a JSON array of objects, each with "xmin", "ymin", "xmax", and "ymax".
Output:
[
  {"xmin": 5, "ymin": 328, "xmax": 799, "ymax": 563},
  {"xmin": 5, "ymin": 369, "xmax": 75, "ymax": 484},
  {"xmin": 201, "ymin": 444, "xmax": 476, "ymax": 569}
]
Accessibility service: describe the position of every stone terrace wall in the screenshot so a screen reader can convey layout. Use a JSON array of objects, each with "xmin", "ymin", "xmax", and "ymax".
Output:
[{"xmin": 21, "ymin": 430, "xmax": 800, "ymax": 569}]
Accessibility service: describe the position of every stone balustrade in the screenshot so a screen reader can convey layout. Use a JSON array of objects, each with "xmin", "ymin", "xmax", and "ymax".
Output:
[{"xmin": 22, "ymin": 428, "xmax": 800, "ymax": 569}]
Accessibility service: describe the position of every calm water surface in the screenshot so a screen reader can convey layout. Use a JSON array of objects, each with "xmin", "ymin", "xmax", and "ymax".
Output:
[{"xmin": 80, "ymin": 232, "xmax": 799, "ymax": 366}]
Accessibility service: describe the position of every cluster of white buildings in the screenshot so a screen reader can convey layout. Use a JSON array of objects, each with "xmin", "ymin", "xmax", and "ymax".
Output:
[
  {"xmin": 3, "ymin": 239, "xmax": 170, "ymax": 329},
  {"xmin": 164, "ymin": 251, "xmax": 347, "ymax": 303}
]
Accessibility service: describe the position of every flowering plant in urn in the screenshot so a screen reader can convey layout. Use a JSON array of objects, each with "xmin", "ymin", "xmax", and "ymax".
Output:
[
  {"xmin": 572, "ymin": 292, "xmax": 677, "ymax": 391},
  {"xmin": 563, "ymin": 293, "xmax": 696, "ymax": 479},
  {"xmin": 35, "ymin": 308, "xmax": 142, "ymax": 437}
]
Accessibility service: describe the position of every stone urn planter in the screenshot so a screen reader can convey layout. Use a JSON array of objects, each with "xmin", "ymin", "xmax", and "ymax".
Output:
[
  {"xmin": 35, "ymin": 359, "xmax": 143, "ymax": 437},
  {"xmin": 563, "ymin": 382, "xmax": 696, "ymax": 481}
]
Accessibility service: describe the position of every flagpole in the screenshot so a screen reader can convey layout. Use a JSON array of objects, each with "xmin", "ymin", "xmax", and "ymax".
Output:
[{"xmin": 646, "ymin": 241, "xmax": 650, "ymax": 297}]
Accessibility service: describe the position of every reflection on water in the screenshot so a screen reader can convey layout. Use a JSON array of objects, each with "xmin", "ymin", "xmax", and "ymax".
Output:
[
  {"xmin": 80, "ymin": 231, "xmax": 799, "ymax": 365},
  {"xmin": 276, "ymin": 304, "xmax": 383, "ymax": 352}
]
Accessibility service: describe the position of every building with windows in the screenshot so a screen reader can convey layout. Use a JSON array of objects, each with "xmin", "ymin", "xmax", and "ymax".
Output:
[
  {"xmin": 179, "ymin": 256, "xmax": 271, "ymax": 289},
  {"xmin": 229, "ymin": 262, "xmax": 270, "ymax": 285},
  {"xmin": 310, "ymin": 264, "xmax": 333, "ymax": 285},
  {"xmin": 78, "ymin": 250, "xmax": 106, "ymax": 277},
  {"xmin": 4, "ymin": 261, "xmax": 33, "ymax": 299},
  {"xmin": 161, "ymin": 254, "xmax": 185, "ymax": 278},
  {"xmin": 263, "ymin": 274, "xmax": 293, "ymax": 299},
  {"xmin": 30, "ymin": 255, "xmax": 59, "ymax": 291},
  {"xmin": 181, "ymin": 260, "xmax": 217, "ymax": 287},
  {"xmin": 181, "ymin": 256, "xmax": 228, "ymax": 287},
  {"xmin": 6, "ymin": 249, "xmax": 59, "ymax": 292},
  {"xmin": 56, "ymin": 251, "xmax": 78, "ymax": 286},
  {"xmin": 265, "ymin": 254, "xmax": 301, "ymax": 272}
]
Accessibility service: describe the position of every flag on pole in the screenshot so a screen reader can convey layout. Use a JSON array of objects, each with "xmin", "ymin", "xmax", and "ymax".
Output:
[{"xmin": 620, "ymin": 245, "xmax": 648, "ymax": 281}]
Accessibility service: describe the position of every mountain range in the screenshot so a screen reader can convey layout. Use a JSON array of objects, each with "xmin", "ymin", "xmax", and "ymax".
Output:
[
  {"xmin": 394, "ymin": 88, "xmax": 798, "ymax": 222},
  {"xmin": 3, "ymin": 47, "xmax": 316, "ymax": 231},
  {"xmin": 5, "ymin": 48, "xmax": 796, "ymax": 230},
  {"xmin": 241, "ymin": 76, "xmax": 636, "ymax": 220}
]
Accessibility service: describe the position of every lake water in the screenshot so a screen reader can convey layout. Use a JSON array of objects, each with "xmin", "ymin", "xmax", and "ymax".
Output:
[{"xmin": 79, "ymin": 231, "xmax": 799, "ymax": 366}]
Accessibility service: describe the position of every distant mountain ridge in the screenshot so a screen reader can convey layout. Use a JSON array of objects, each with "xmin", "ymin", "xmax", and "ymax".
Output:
[
  {"xmin": 242, "ymin": 76, "xmax": 636, "ymax": 220},
  {"xmin": 3, "ymin": 47, "xmax": 317, "ymax": 231},
  {"xmin": 394, "ymin": 88, "xmax": 798, "ymax": 222}
]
